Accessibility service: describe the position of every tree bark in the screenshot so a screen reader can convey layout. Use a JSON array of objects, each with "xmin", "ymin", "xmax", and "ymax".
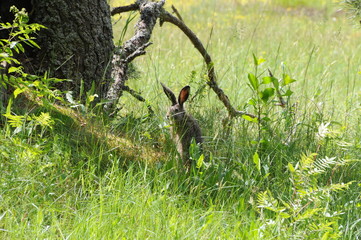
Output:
[
  {"xmin": 105, "ymin": 0, "xmax": 165, "ymax": 110},
  {"xmin": 28, "ymin": 0, "xmax": 114, "ymax": 97}
]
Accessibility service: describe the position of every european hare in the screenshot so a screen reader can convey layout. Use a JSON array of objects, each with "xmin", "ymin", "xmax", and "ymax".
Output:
[{"xmin": 161, "ymin": 83, "xmax": 203, "ymax": 168}]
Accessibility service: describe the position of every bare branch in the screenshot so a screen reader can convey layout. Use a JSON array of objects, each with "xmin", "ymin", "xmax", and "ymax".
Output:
[
  {"xmin": 105, "ymin": 0, "xmax": 165, "ymax": 111},
  {"xmin": 111, "ymin": 4, "xmax": 139, "ymax": 16},
  {"xmin": 171, "ymin": 5, "xmax": 184, "ymax": 22},
  {"xmin": 123, "ymin": 42, "xmax": 152, "ymax": 64},
  {"xmin": 160, "ymin": 10, "xmax": 256, "ymax": 119},
  {"xmin": 108, "ymin": 1, "xmax": 256, "ymax": 119}
]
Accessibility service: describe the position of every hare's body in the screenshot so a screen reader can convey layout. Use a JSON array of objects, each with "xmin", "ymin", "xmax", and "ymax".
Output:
[
  {"xmin": 170, "ymin": 113, "xmax": 203, "ymax": 163},
  {"xmin": 161, "ymin": 83, "xmax": 203, "ymax": 166}
]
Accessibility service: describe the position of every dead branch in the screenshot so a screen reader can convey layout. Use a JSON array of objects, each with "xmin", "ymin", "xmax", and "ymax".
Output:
[
  {"xmin": 160, "ymin": 9, "xmax": 256, "ymax": 119},
  {"xmin": 171, "ymin": 5, "xmax": 184, "ymax": 22},
  {"xmin": 109, "ymin": 0, "xmax": 256, "ymax": 119},
  {"xmin": 111, "ymin": 3, "xmax": 138, "ymax": 15},
  {"xmin": 123, "ymin": 42, "xmax": 152, "ymax": 64},
  {"xmin": 105, "ymin": 0, "xmax": 165, "ymax": 110}
]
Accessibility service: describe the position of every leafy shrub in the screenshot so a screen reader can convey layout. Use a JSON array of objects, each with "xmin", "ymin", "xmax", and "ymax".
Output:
[{"xmin": 1, "ymin": 7, "xmax": 64, "ymax": 134}]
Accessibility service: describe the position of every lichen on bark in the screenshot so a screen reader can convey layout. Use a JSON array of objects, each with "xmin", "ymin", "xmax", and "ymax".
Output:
[{"xmin": 29, "ymin": 0, "xmax": 114, "ymax": 97}]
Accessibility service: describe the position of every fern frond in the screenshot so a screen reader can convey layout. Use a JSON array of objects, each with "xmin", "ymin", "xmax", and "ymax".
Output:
[
  {"xmin": 316, "ymin": 122, "xmax": 330, "ymax": 141},
  {"xmin": 294, "ymin": 208, "xmax": 322, "ymax": 223},
  {"xmin": 33, "ymin": 112, "xmax": 54, "ymax": 128},
  {"xmin": 309, "ymin": 221, "xmax": 335, "ymax": 231},
  {"xmin": 257, "ymin": 191, "xmax": 288, "ymax": 214},
  {"xmin": 257, "ymin": 191, "xmax": 277, "ymax": 209},
  {"xmin": 3, "ymin": 113, "xmax": 29, "ymax": 127},
  {"xmin": 299, "ymin": 152, "xmax": 317, "ymax": 170},
  {"xmin": 309, "ymin": 156, "xmax": 337, "ymax": 175},
  {"xmin": 321, "ymin": 182, "xmax": 354, "ymax": 193}
]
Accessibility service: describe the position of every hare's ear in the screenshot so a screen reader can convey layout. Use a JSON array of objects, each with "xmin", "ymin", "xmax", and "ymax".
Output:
[
  {"xmin": 178, "ymin": 86, "xmax": 190, "ymax": 106},
  {"xmin": 161, "ymin": 82, "xmax": 177, "ymax": 105}
]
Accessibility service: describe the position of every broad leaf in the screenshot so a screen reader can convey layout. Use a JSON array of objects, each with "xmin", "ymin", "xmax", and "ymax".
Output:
[
  {"xmin": 248, "ymin": 73, "xmax": 259, "ymax": 91},
  {"xmin": 283, "ymin": 74, "xmax": 296, "ymax": 86},
  {"xmin": 253, "ymin": 53, "xmax": 266, "ymax": 66},
  {"xmin": 242, "ymin": 115, "xmax": 258, "ymax": 123},
  {"xmin": 259, "ymin": 88, "xmax": 275, "ymax": 103},
  {"xmin": 253, "ymin": 152, "xmax": 261, "ymax": 172}
]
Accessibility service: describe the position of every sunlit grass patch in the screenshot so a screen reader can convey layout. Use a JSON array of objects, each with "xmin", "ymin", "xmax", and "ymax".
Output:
[
  {"xmin": 2, "ymin": 0, "xmax": 361, "ymax": 239},
  {"xmin": 109, "ymin": 0, "xmax": 334, "ymax": 9}
]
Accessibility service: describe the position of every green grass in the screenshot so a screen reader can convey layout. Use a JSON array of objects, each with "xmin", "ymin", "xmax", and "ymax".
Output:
[{"xmin": 1, "ymin": 0, "xmax": 361, "ymax": 239}]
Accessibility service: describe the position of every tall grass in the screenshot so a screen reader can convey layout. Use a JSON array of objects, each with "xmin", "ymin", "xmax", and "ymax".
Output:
[{"xmin": 1, "ymin": 0, "xmax": 361, "ymax": 239}]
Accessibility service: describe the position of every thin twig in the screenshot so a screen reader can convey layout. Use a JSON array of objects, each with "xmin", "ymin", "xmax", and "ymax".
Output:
[
  {"xmin": 171, "ymin": 5, "xmax": 184, "ymax": 22},
  {"xmin": 122, "ymin": 42, "xmax": 152, "ymax": 64},
  {"xmin": 111, "ymin": 4, "xmax": 139, "ymax": 16},
  {"xmin": 122, "ymin": 85, "xmax": 154, "ymax": 115}
]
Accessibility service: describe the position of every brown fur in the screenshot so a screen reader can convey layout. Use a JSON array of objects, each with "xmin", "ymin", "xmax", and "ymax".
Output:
[{"xmin": 161, "ymin": 83, "xmax": 203, "ymax": 167}]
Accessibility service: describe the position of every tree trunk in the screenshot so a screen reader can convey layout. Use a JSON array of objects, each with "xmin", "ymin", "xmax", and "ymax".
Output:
[{"xmin": 28, "ymin": 0, "xmax": 114, "ymax": 97}]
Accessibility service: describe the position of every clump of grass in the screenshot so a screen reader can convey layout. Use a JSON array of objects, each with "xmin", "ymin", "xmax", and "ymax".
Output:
[{"xmin": 341, "ymin": 0, "xmax": 361, "ymax": 24}]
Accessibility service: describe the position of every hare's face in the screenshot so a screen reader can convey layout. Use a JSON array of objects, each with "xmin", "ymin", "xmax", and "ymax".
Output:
[
  {"xmin": 161, "ymin": 83, "xmax": 190, "ymax": 125},
  {"xmin": 168, "ymin": 104, "xmax": 186, "ymax": 123}
]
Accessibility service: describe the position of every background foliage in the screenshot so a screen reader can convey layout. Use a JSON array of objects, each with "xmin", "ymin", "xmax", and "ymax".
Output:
[{"xmin": 1, "ymin": 0, "xmax": 361, "ymax": 239}]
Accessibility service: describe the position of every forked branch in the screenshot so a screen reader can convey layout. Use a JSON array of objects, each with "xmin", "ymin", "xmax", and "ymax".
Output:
[
  {"xmin": 160, "ymin": 9, "xmax": 255, "ymax": 118},
  {"xmin": 110, "ymin": 0, "xmax": 256, "ymax": 119},
  {"xmin": 105, "ymin": 0, "xmax": 165, "ymax": 110}
]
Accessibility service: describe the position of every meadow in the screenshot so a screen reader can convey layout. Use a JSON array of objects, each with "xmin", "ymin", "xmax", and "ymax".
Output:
[{"xmin": 1, "ymin": 0, "xmax": 361, "ymax": 239}]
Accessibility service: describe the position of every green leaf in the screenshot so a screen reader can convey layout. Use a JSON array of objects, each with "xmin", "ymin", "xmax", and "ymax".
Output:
[
  {"xmin": 3, "ymin": 113, "xmax": 26, "ymax": 128},
  {"xmin": 283, "ymin": 74, "xmax": 296, "ymax": 86},
  {"xmin": 253, "ymin": 152, "xmax": 261, "ymax": 172},
  {"xmin": 248, "ymin": 98, "xmax": 257, "ymax": 106},
  {"xmin": 196, "ymin": 154, "xmax": 205, "ymax": 169},
  {"xmin": 34, "ymin": 112, "xmax": 54, "ymax": 128},
  {"xmin": 259, "ymin": 88, "xmax": 275, "ymax": 103},
  {"xmin": 283, "ymin": 89, "xmax": 294, "ymax": 97},
  {"xmin": 248, "ymin": 73, "xmax": 259, "ymax": 91},
  {"xmin": 253, "ymin": 53, "xmax": 266, "ymax": 66},
  {"xmin": 87, "ymin": 94, "xmax": 98, "ymax": 104},
  {"xmin": 8, "ymin": 66, "xmax": 20, "ymax": 73},
  {"xmin": 6, "ymin": 97, "xmax": 13, "ymax": 114},
  {"xmin": 26, "ymin": 39, "xmax": 40, "ymax": 49},
  {"xmin": 288, "ymin": 163, "xmax": 295, "ymax": 173},
  {"xmin": 79, "ymin": 79, "xmax": 84, "ymax": 99},
  {"xmin": 242, "ymin": 115, "xmax": 258, "ymax": 123},
  {"xmin": 263, "ymin": 76, "xmax": 280, "ymax": 89},
  {"xmin": 279, "ymin": 212, "xmax": 291, "ymax": 219},
  {"xmin": 262, "ymin": 76, "xmax": 276, "ymax": 84},
  {"xmin": 17, "ymin": 43, "xmax": 25, "ymax": 53},
  {"xmin": 271, "ymin": 77, "xmax": 280, "ymax": 89},
  {"xmin": 13, "ymin": 88, "xmax": 25, "ymax": 98}
]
